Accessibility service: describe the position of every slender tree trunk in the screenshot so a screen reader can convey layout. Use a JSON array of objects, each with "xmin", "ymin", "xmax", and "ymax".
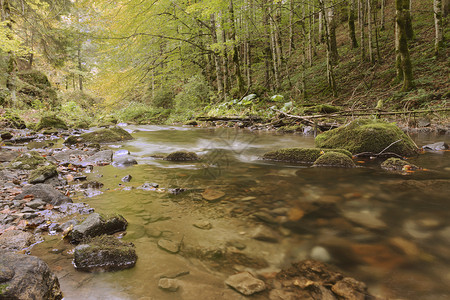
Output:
[
  {"xmin": 309, "ymin": 2, "xmax": 314, "ymax": 66},
  {"xmin": 301, "ymin": 6, "xmax": 308, "ymax": 100},
  {"xmin": 349, "ymin": 0, "xmax": 359, "ymax": 48},
  {"xmin": 245, "ymin": 0, "xmax": 252, "ymax": 87},
  {"xmin": 396, "ymin": 0, "xmax": 414, "ymax": 91},
  {"xmin": 328, "ymin": 1, "xmax": 339, "ymax": 63},
  {"xmin": 220, "ymin": 12, "xmax": 230, "ymax": 98},
  {"xmin": 318, "ymin": 9, "xmax": 324, "ymax": 43},
  {"xmin": 262, "ymin": 1, "xmax": 273, "ymax": 91},
  {"xmin": 367, "ymin": 0, "xmax": 374, "ymax": 63},
  {"xmin": 380, "ymin": 0, "xmax": 386, "ymax": 30},
  {"xmin": 2, "ymin": 0, "xmax": 17, "ymax": 105},
  {"xmin": 319, "ymin": 0, "xmax": 337, "ymax": 97},
  {"xmin": 405, "ymin": 0, "xmax": 414, "ymax": 39},
  {"xmin": 210, "ymin": 14, "xmax": 223, "ymax": 97},
  {"xmin": 288, "ymin": 0, "xmax": 294, "ymax": 57},
  {"xmin": 373, "ymin": 0, "xmax": 382, "ymax": 61},
  {"xmin": 359, "ymin": 0, "xmax": 366, "ymax": 61},
  {"xmin": 434, "ymin": 0, "xmax": 444, "ymax": 56},
  {"xmin": 78, "ymin": 47, "xmax": 83, "ymax": 91},
  {"xmin": 229, "ymin": 0, "xmax": 245, "ymax": 95},
  {"xmin": 269, "ymin": 3, "xmax": 280, "ymax": 90}
]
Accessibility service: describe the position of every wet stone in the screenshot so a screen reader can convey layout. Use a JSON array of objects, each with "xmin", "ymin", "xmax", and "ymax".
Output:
[
  {"xmin": 331, "ymin": 277, "xmax": 367, "ymax": 300},
  {"xmin": 121, "ymin": 175, "xmax": 132, "ymax": 182},
  {"xmin": 157, "ymin": 239, "xmax": 181, "ymax": 254},
  {"xmin": 225, "ymin": 272, "xmax": 266, "ymax": 296},
  {"xmin": 342, "ymin": 210, "xmax": 387, "ymax": 230},
  {"xmin": 251, "ymin": 225, "xmax": 279, "ymax": 243},
  {"xmin": 254, "ymin": 211, "xmax": 277, "ymax": 224},
  {"xmin": 0, "ymin": 230, "xmax": 35, "ymax": 251},
  {"xmin": 158, "ymin": 278, "xmax": 180, "ymax": 292},
  {"xmin": 26, "ymin": 199, "xmax": 47, "ymax": 209},
  {"xmin": 193, "ymin": 220, "xmax": 212, "ymax": 230}
]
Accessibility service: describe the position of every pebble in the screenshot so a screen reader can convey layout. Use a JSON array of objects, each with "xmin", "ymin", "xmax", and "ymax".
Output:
[
  {"xmin": 193, "ymin": 220, "xmax": 212, "ymax": 230},
  {"xmin": 157, "ymin": 239, "xmax": 181, "ymax": 254},
  {"xmin": 251, "ymin": 225, "xmax": 278, "ymax": 243},
  {"xmin": 121, "ymin": 175, "xmax": 132, "ymax": 182},
  {"xmin": 310, "ymin": 246, "xmax": 331, "ymax": 262}
]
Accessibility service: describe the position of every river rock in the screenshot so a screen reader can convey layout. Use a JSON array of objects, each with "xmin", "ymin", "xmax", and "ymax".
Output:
[
  {"xmin": 158, "ymin": 278, "xmax": 180, "ymax": 292},
  {"xmin": 315, "ymin": 119, "xmax": 419, "ymax": 156},
  {"xmin": 0, "ymin": 149, "xmax": 19, "ymax": 162},
  {"xmin": 313, "ymin": 151, "xmax": 356, "ymax": 168},
  {"xmin": 69, "ymin": 213, "xmax": 128, "ymax": 243},
  {"xmin": 113, "ymin": 156, "xmax": 138, "ymax": 167},
  {"xmin": 262, "ymin": 148, "xmax": 352, "ymax": 163},
  {"xmin": 121, "ymin": 175, "xmax": 132, "ymax": 182},
  {"xmin": 28, "ymin": 165, "xmax": 58, "ymax": 184},
  {"xmin": 342, "ymin": 210, "xmax": 387, "ymax": 230},
  {"xmin": 193, "ymin": 220, "xmax": 212, "ymax": 230},
  {"xmin": 310, "ymin": 246, "xmax": 332, "ymax": 262},
  {"xmin": 1, "ymin": 132, "xmax": 13, "ymax": 140},
  {"xmin": 8, "ymin": 151, "xmax": 48, "ymax": 170},
  {"xmin": 165, "ymin": 151, "xmax": 199, "ymax": 161},
  {"xmin": 64, "ymin": 127, "xmax": 133, "ymax": 144},
  {"xmin": 0, "ymin": 250, "xmax": 63, "ymax": 299},
  {"xmin": 422, "ymin": 141, "xmax": 449, "ymax": 151},
  {"xmin": 36, "ymin": 115, "xmax": 68, "ymax": 131},
  {"xmin": 251, "ymin": 225, "xmax": 279, "ymax": 243},
  {"xmin": 201, "ymin": 189, "xmax": 225, "ymax": 202},
  {"xmin": 15, "ymin": 184, "xmax": 72, "ymax": 206},
  {"xmin": 73, "ymin": 235, "xmax": 137, "ymax": 272},
  {"xmin": 80, "ymin": 181, "xmax": 104, "ymax": 189},
  {"xmin": 225, "ymin": 272, "xmax": 266, "ymax": 296},
  {"xmin": 84, "ymin": 150, "xmax": 113, "ymax": 165},
  {"xmin": 0, "ymin": 230, "xmax": 35, "ymax": 251},
  {"xmin": 381, "ymin": 157, "xmax": 418, "ymax": 172},
  {"xmin": 157, "ymin": 238, "xmax": 181, "ymax": 254},
  {"xmin": 331, "ymin": 277, "xmax": 368, "ymax": 300}
]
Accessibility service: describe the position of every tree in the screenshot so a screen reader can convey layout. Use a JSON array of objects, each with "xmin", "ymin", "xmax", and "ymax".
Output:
[
  {"xmin": 395, "ymin": 0, "xmax": 414, "ymax": 91},
  {"xmin": 434, "ymin": 0, "xmax": 445, "ymax": 56}
]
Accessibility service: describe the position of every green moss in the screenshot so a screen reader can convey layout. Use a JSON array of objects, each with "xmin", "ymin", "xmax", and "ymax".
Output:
[
  {"xmin": 381, "ymin": 157, "xmax": 418, "ymax": 171},
  {"xmin": 165, "ymin": 151, "xmax": 199, "ymax": 161},
  {"xmin": 36, "ymin": 115, "xmax": 68, "ymax": 131},
  {"xmin": 262, "ymin": 148, "xmax": 352, "ymax": 163},
  {"xmin": 64, "ymin": 127, "xmax": 133, "ymax": 144},
  {"xmin": 17, "ymin": 70, "xmax": 51, "ymax": 89},
  {"xmin": 29, "ymin": 164, "xmax": 57, "ymax": 183},
  {"xmin": 0, "ymin": 112, "xmax": 26, "ymax": 129},
  {"xmin": 0, "ymin": 283, "xmax": 8, "ymax": 295},
  {"xmin": 304, "ymin": 104, "xmax": 340, "ymax": 114},
  {"xmin": 313, "ymin": 151, "xmax": 356, "ymax": 168},
  {"xmin": 8, "ymin": 151, "xmax": 48, "ymax": 170},
  {"xmin": 315, "ymin": 119, "xmax": 418, "ymax": 156}
]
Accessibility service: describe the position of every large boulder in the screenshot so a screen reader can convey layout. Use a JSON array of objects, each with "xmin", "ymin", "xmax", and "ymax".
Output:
[
  {"xmin": 0, "ymin": 230, "xmax": 35, "ymax": 251},
  {"xmin": 315, "ymin": 119, "xmax": 418, "ymax": 156},
  {"xmin": 73, "ymin": 235, "xmax": 137, "ymax": 272},
  {"xmin": 381, "ymin": 157, "xmax": 419, "ymax": 172},
  {"xmin": 36, "ymin": 115, "xmax": 68, "ymax": 131},
  {"xmin": 8, "ymin": 151, "xmax": 48, "ymax": 170},
  {"xmin": 15, "ymin": 184, "xmax": 72, "ymax": 205},
  {"xmin": 313, "ymin": 151, "xmax": 356, "ymax": 168},
  {"xmin": 0, "ymin": 250, "xmax": 63, "ymax": 300},
  {"xmin": 69, "ymin": 213, "xmax": 128, "ymax": 243},
  {"xmin": 262, "ymin": 148, "xmax": 352, "ymax": 163},
  {"xmin": 64, "ymin": 127, "xmax": 133, "ymax": 145}
]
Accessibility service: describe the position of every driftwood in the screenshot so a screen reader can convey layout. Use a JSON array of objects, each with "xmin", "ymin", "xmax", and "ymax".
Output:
[
  {"xmin": 269, "ymin": 108, "xmax": 338, "ymax": 131},
  {"xmin": 196, "ymin": 116, "xmax": 263, "ymax": 123},
  {"xmin": 297, "ymin": 108, "xmax": 450, "ymax": 119}
]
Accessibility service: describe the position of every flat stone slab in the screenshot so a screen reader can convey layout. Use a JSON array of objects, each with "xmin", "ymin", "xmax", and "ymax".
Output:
[{"xmin": 225, "ymin": 272, "xmax": 266, "ymax": 296}]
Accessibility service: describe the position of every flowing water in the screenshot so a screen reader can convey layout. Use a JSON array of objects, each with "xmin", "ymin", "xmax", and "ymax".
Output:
[{"xmin": 32, "ymin": 126, "xmax": 450, "ymax": 300}]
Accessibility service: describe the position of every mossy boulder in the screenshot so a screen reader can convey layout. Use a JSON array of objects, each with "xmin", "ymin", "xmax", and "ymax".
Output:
[
  {"xmin": 313, "ymin": 151, "xmax": 356, "ymax": 168},
  {"xmin": 381, "ymin": 157, "xmax": 419, "ymax": 171},
  {"xmin": 262, "ymin": 148, "xmax": 352, "ymax": 163},
  {"xmin": 8, "ymin": 151, "xmax": 48, "ymax": 170},
  {"xmin": 17, "ymin": 70, "xmax": 51, "ymax": 89},
  {"xmin": 73, "ymin": 235, "xmax": 137, "ymax": 272},
  {"xmin": 315, "ymin": 119, "xmax": 418, "ymax": 156},
  {"xmin": 64, "ymin": 127, "xmax": 133, "ymax": 145},
  {"xmin": 165, "ymin": 151, "xmax": 199, "ymax": 161},
  {"xmin": 36, "ymin": 115, "xmax": 68, "ymax": 131},
  {"xmin": 69, "ymin": 213, "xmax": 128, "ymax": 243},
  {"xmin": 29, "ymin": 164, "xmax": 58, "ymax": 184}
]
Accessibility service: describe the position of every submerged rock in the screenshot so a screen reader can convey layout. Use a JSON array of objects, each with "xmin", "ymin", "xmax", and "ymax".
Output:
[
  {"xmin": 16, "ymin": 184, "xmax": 72, "ymax": 206},
  {"xmin": 262, "ymin": 148, "xmax": 352, "ymax": 163},
  {"xmin": 313, "ymin": 151, "xmax": 356, "ymax": 168},
  {"xmin": 422, "ymin": 141, "xmax": 449, "ymax": 151},
  {"xmin": 113, "ymin": 156, "xmax": 138, "ymax": 167},
  {"xmin": 73, "ymin": 235, "xmax": 137, "ymax": 272},
  {"xmin": 225, "ymin": 272, "xmax": 266, "ymax": 296},
  {"xmin": 64, "ymin": 127, "xmax": 133, "ymax": 145},
  {"xmin": 8, "ymin": 151, "xmax": 48, "ymax": 170},
  {"xmin": 165, "ymin": 151, "xmax": 199, "ymax": 161},
  {"xmin": 36, "ymin": 115, "xmax": 68, "ymax": 131},
  {"xmin": 0, "ymin": 250, "xmax": 63, "ymax": 299},
  {"xmin": 315, "ymin": 119, "xmax": 418, "ymax": 156},
  {"xmin": 28, "ymin": 164, "xmax": 58, "ymax": 184},
  {"xmin": 69, "ymin": 213, "xmax": 128, "ymax": 243},
  {"xmin": 158, "ymin": 278, "xmax": 180, "ymax": 292},
  {"xmin": 381, "ymin": 157, "xmax": 418, "ymax": 172}
]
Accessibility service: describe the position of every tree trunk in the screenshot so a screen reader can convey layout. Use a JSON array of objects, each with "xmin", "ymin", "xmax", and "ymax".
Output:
[
  {"xmin": 373, "ymin": 0, "xmax": 382, "ymax": 61},
  {"xmin": 309, "ymin": 2, "xmax": 314, "ymax": 66},
  {"xmin": 245, "ymin": 0, "xmax": 252, "ymax": 87},
  {"xmin": 328, "ymin": 1, "xmax": 339, "ymax": 63},
  {"xmin": 318, "ymin": 9, "xmax": 324, "ymax": 43},
  {"xmin": 2, "ymin": 0, "xmax": 17, "ymax": 105},
  {"xmin": 262, "ymin": 1, "xmax": 273, "ymax": 91},
  {"xmin": 434, "ymin": 0, "xmax": 444, "ymax": 56},
  {"xmin": 367, "ymin": 0, "xmax": 374, "ymax": 63},
  {"xmin": 380, "ymin": 0, "xmax": 386, "ymax": 30},
  {"xmin": 319, "ymin": 0, "xmax": 337, "ymax": 97},
  {"xmin": 78, "ymin": 47, "xmax": 83, "ymax": 91},
  {"xmin": 396, "ymin": 0, "xmax": 414, "ymax": 91},
  {"xmin": 349, "ymin": 0, "xmax": 359, "ymax": 48},
  {"xmin": 359, "ymin": 0, "xmax": 366, "ymax": 61},
  {"xmin": 210, "ymin": 14, "xmax": 223, "ymax": 97},
  {"xmin": 220, "ymin": 12, "xmax": 230, "ymax": 98},
  {"xmin": 288, "ymin": 0, "xmax": 294, "ymax": 57},
  {"xmin": 269, "ymin": 3, "xmax": 280, "ymax": 90},
  {"xmin": 229, "ymin": 0, "xmax": 245, "ymax": 95}
]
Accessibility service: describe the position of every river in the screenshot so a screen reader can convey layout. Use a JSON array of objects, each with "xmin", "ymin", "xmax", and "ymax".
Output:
[{"xmin": 31, "ymin": 125, "xmax": 450, "ymax": 300}]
